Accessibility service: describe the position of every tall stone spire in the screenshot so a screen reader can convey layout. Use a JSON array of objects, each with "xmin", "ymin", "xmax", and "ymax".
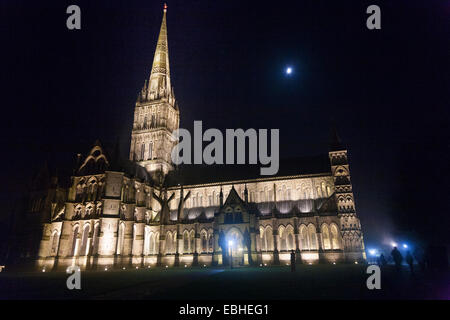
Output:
[
  {"xmin": 146, "ymin": 3, "xmax": 174, "ymax": 105},
  {"xmin": 130, "ymin": 3, "xmax": 180, "ymax": 179}
]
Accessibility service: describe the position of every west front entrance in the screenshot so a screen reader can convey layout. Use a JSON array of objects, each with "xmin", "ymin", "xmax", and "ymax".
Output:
[{"xmin": 227, "ymin": 228, "xmax": 245, "ymax": 267}]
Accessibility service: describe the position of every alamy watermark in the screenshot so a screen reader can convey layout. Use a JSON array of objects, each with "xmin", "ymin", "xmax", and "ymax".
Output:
[
  {"xmin": 66, "ymin": 265, "xmax": 81, "ymax": 290},
  {"xmin": 366, "ymin": 265, "xmax": 381, "ymax": 290},
  {"xmin": 171, "ymin": 121, "xmax": 279, "ymax": 176}
]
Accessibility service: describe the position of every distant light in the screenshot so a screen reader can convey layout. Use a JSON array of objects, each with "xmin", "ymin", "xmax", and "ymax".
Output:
[
  {"xmin": 286, "ymin": 67, "xmax": 293, "ymax": 75},
  {"xmin": 136, "ymin": 266, "xmax": 139, "ymax": 269},
  {"xmin": 228, "ymin": 240, "xmax": 233, "ymax": 247},
  {"xmin": 264, "ymin": 263, "xmax": 267, "ymax": 266},
  {"xmin": 333, "ymin": 262, "xmax": 336, "ymax": 265},
  {"xmin": 354, "ymin": 261, "xmax": 358, "ymax": 264},
  {"xmin": 203, "ymin": 264, "xmax": 206, "ymax": 267},
  {"xmin": 42, "ymin": 269, "xmax": 46, "ymax": 272},
  {"xmin": 260, "ymin": 264, "xmax": 263, "ymax": 267},
  {"xmin": 369, "ymin": 249, "xmax": 377, "ymax": 256},
  {"xmin": 403, "ymin": 244, "xmax": 408, "ymax": 249},
  {"xmin": 104, "ymin": 267, "xmax": 108, "ymax": 271},
  {"xmin": 391, "ymin": 242, "xmax": 397, "ymax": 247},
  {"xmin": 184, "ymin": 265, "xmax": 187, "ymax": 268},
  {"xmin": 308, "ymin": 262, "xmax": 312, "ymax": 265},
  {"xmin": 148, "ymin": 266, "xmax": 151, "ymax": 269},
  {"xmin": 165, "ymin": 265, "xmax": 168, "ymax": 268}
]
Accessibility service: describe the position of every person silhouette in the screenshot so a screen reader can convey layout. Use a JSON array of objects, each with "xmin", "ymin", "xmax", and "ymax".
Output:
[
  {"xmin": 405, "ymin": 251, "xmax": 414, "ymax": 274},
  {"xmin": 391, "ymin": 246, "xmax": 403, "ymax": 272},
  {"xmin": 378, "ymin": 253, "xmax": 387, "ymax": 267},
  {"xmin": 290, "ymin": 250, "xmax": 296, "ymax": 272},
  {"xmin": 413, "ymin": 246, "xmax": 426, "ymax": 272}
]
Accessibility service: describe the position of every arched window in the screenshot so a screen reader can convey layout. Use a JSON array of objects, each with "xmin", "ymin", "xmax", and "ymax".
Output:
[
  {"xmin": 74, "ymin": 206, "xmax": 82, "ymax": 218},
  {"xmin": 88, "ymin": 180, "xmax": 97, "ymax": 201},
  {"xmin": 300, "ymin": 225, "xmax": 308, "ymax": 250},
  {"xmin": 50, "ymin": 231, "xmax": 59, "ymax": 255},
  {"xmin": 286, "ymin": 225, "xmax": 295, "ymax": 251},
  {"xmin": 330, "ymin": 224, "xmax": 340, "ymax": 249},
  {"xmin": 278, "ymin": 226, "xmax": 286, "ymax": 251},
  {"xmin": 265, "ymin": 226, "xmax": 273, "ymax": 251},
  {"xmin": 85, "ymin": 205, "xmax": 93, "ymax": 218},
  {"xmin": 76, "ymin": 184, "xmax": 83, "ymax": 202},
  {"xmin": 140, "ymin": 143, "xmax": 145, "ymax": 160},
  {"xmin": 321, "ymin": 182, "xmax": 327, "ymax": 198},
  {"xmin": 71, "ymin": 226, "xmax": 79, "ymax": 256},
  {"xmin": 173, "ymin": 232, "xmax": 178, "ymax": 253},
  {"xmin": 322, "ymin": 224, "xmax": 331, "ymax": 250},
  {"xmin": 165, "ymin": 232, "xmax": 172, "ymax": 254},
  {"xmin": 144, "ymin": 228, "xmax": 150, "ymax": 255},
  {"xmin": 154, "ymin": 232, "xmax": 160, "ymax": 254},
  {"xmin": 208, "ymin": 231, "xmax": 214, "ymax": 252},
  {"xmin": 201, "ymin": 230, "xmax": 208, "ymax": 253},
  {"xmin": 92, "ymin": 223, "xmax": 100, "ymax": 254},
  {"xmin": 117, "ymin": 223, "xmax": 125, "ymax": 255},
  {"xmin": 183, "ymin": 231, "xmax": 189, "ymax": 253},
  {"xmin": 80, "ymin": 224, "xmax": 90, "ymax": 256},
  {"xmin": 259, "ymin": 226, "xmax": 266, "ymax": 251},
  {"xmin": 190, "ymin": 230, "xmax": 195, "ymax": 253},
  {"xmin": 308, "ymin": 224, "xmax": 318, "ymax": 250},
  {"xmin": 148, "ymin": 142, "xmax": 153, "ymax": 160}
]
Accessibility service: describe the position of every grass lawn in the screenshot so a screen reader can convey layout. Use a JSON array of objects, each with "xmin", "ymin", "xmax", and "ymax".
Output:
[{"xmin": 0, "ymin": 264, "xmax": 448, "ymax": 300}]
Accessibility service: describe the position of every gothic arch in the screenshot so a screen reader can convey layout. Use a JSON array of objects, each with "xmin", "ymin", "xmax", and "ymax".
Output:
[
  {"xmin": 117, "ymin": 223, "xmax": 125, "ymax": 255},
  {"xmin": 79, "ymin": 223, "xmax": 91, "ymax": 256},
  {"xmin": 321, "ymin": 224, "xmax": 331, "ymax": 250},
  {"xmin": 299, "ymin": 224, "xmax": 308, "ymax": 250},
  {"xmin": 285, "ymin": 224, "xmax": 295, "ymax": 251},
  {"xmin": 307, "ymin": 224, "xmax": 318, "ymax": 250},
  {"xmin": 200, "ymin": 229, "xmax": 208, "ymax": 253},
  {"xmin": 50, "ymin": 230, "xmax": 60, "ymax": 256},
  {"xmin": 183, "ymin": 230, "xmax": 190, "ymax": 253},
  {"xmin": 330, "ymin": 223, "xmax": 340, "ymax": 249},
  {"xmin": 92, "ymin": 222, "xmax": 100, "ymax": 255},
  {"xmin": 278, "ymin": 225, "xmax": 286, "ymax": 251},
  {"xmin": 189, "ymin": 230, "xmax": 195, "ymax": 253},
  {"xmin": 71, "ymin": 224, "xmax": 80, "ymax": 256}
]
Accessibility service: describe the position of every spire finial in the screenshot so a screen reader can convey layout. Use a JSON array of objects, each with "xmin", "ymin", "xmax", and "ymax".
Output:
[{"xmin": 164, "ymin": 3, "xmax": 167, "ymax": 12}]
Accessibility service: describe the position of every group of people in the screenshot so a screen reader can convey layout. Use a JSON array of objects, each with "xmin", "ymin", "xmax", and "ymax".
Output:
[
  {"xmin": 376, "ymin": 246, "xmax": 423, "ymax": 273},
  {"xmin": 288, "ymin": 247, "xmax": 423, "ymax": 273}
]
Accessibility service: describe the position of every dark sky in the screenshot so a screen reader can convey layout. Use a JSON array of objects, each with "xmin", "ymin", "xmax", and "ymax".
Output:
[{"xmin": 1, "ymin": 0, "xmax": 448, "ymax": 250}]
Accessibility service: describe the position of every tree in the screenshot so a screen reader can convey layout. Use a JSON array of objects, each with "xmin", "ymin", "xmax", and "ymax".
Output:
[
  {"xmin": 243, "ymin": 228, "xmax": 253, "ymax": 265},
  {"xmin": 218, "ymin": 230, "xmax": 228, "ymax": 266}
]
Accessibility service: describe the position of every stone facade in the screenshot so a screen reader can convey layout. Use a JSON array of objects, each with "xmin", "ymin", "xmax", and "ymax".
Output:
[{"xmin": 33, "ymin": 6, "xmax": 366, "ymax": 271}]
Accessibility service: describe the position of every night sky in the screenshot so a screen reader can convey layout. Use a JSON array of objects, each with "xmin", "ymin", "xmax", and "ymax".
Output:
[{"xmin": 1, "ymin": 0, "xmax": 448, "ymax": 250}]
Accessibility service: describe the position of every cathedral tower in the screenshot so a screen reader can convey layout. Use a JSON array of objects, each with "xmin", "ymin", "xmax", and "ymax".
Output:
[
  {"xmin": 329, "ymin": 126, "xmax": 366, "ymax": 261},
  {"xmin": 130, "ymin": 4, "xmax": 180, "ymax": 180}
]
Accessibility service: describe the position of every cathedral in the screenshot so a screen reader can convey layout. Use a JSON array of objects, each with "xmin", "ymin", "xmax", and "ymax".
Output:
[{"xmin": 22, "ymin": 5, "xmax": 366, "ymax": 271}]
